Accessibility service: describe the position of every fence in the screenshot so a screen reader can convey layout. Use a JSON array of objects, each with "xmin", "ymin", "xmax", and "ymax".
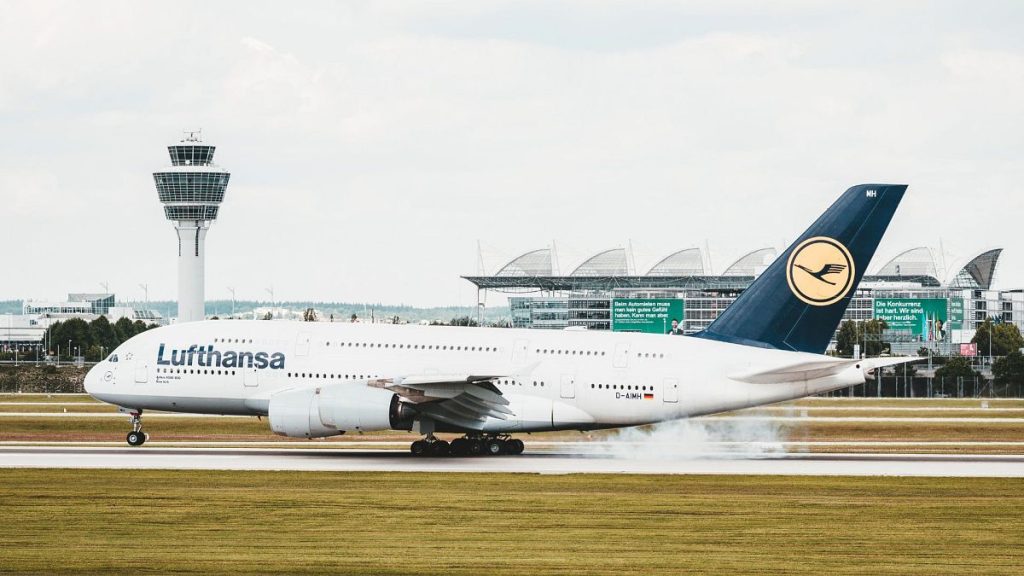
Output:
[{"xmin": 823, "ymin": 376, "xmax": 1023, "ymax": 399}]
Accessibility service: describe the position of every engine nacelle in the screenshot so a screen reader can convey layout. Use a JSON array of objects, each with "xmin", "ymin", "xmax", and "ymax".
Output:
[
  {"xmin": 317, "ymin": 384, "xmax": 412, "ymax": 432},
  {"xmin": 268, "ymin": 384, "xmax": 415, "ymax": 438},
  {"xmin": 268, "ymin": 387, "xmax": 340, "ymax": 438}
]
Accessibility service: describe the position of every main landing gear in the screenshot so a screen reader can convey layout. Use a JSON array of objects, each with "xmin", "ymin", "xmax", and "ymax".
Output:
[
  {"xmin": 126, "ymin": 411, "xmax": 148, "ymax": 447},
  {"xmin": 410, "ymin": 434, "xmax": 524, "ymax": 457}
]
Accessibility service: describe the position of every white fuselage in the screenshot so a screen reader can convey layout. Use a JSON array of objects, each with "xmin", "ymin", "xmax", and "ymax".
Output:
[{"xmin": 85, "ymin": 320, "xmax": 863, "ymax": 433}]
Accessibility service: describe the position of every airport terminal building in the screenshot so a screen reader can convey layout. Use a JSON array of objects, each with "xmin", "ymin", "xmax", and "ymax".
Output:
[
  {"xmin": 464, "ymin": 246, "xmax": 1018, "ymax": 355},
  {"xmin": 1, "ymin": 294, "xmax": 163, "ymax": 347}
]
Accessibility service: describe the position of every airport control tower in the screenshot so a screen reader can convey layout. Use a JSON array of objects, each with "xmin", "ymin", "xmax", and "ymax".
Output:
[{"xmin": 153, "ymin": 131, "xmax": 231, "ymax": 323}]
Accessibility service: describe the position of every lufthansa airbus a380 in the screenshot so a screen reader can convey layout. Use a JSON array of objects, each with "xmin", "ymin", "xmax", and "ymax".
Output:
[{"xmin": 85, "ymin": 184, "xmax": 915, "ymax": 456}]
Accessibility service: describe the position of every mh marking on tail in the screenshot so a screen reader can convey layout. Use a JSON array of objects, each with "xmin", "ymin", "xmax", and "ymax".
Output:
[{"xmin": 786, "ymin": 237, "xmax": 855, "ymax": 306}]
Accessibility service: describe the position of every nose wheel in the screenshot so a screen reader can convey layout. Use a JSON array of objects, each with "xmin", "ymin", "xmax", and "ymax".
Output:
[{"xmin": 125, "ymin": 411, "xmax": 148, "ymax": 446}]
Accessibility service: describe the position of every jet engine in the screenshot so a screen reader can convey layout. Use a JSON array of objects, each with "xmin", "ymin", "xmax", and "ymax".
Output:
[{"xmin": 268, "ymin": 384, "xmax": 415, "ymax": 438}]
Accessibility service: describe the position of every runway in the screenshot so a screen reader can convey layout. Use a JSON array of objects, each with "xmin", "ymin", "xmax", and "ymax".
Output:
[{"xmin": 2, "ymin": 446, "xmax": 1024, "ymax": 477}]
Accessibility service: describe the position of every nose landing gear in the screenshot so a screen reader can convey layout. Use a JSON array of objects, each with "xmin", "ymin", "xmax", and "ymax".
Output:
[
  {"xmin": 410, "ymin": 433, "xmax": 524, "ymax": 457},
  {"xmin": 125, "ymin": 411, "xmax": 147, "ymax": 447}
]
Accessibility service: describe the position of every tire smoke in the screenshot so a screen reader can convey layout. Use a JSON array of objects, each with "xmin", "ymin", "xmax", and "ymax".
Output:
[{"xmin": 594, "ymin": 411, "xmax": 791, "ymax": 460}]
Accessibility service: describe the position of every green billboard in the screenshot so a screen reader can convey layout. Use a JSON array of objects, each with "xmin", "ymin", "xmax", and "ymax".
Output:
[
  {"xmin": 611, "ymin": 299, "xmax": 684, "ymax": 334},
  {"xmin": 873, "ymin": 298, "xmax": 953, "ymax": 341},
  {"xmin": 948, "ymin": 298, "xmax": 964, "ymax": 330}
]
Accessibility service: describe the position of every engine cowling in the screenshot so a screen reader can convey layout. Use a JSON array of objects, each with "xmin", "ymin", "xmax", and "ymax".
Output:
[
  {"xmin": 268, "ymin": 384, "xmax": 415, "ymax": 438},
  {"xmin": 268, "ymin": 387, "xmax": 339, "ymax": 438}
]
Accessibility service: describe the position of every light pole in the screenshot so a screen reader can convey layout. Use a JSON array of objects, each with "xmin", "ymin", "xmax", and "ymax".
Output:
[
  {"xmin": 265, "ymin": 287, "xmax": 274, "ymax": 318},
  {"xmin": 228, "ymin": 287, "xmax": 236, "ymax": 318},
  {"xmin": 139, "ymin": 283, "xmax": 149, "ymax": 308}
]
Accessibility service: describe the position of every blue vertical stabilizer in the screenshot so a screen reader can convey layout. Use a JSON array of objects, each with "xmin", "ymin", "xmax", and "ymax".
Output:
[{"xmin": 694, "ymin": 184, "xmax": 907, "ymax": 354}]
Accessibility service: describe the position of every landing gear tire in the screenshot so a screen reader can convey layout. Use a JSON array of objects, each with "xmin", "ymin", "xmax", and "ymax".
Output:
[
  {"xmin": 450, "ymin": 438, "xmax": 467, "ymax": 456},
  {"xmin": 410, "ymin": 440, "xmax": 429, "ymax": 456},
  {"xmin": 466, "ymin": 439, "xmax": 484, "ymax": 456},
  {"xmin": 431, "ymin": 440, "xmax": 451, "ymax": 456},
  {"xmin": 126, "ymin": 431, "xmax": 145, "ymax": 446},
  {"xmin": 484, "ymin": 439, "xmax": 505, "ymax": 456},
  {"xmin": 125, "ymin": 411, "xmax": 146, "ymax": 446},
  {"xmin": 507, "ymin": 439, "xmax": 525, "ymax": 455}
]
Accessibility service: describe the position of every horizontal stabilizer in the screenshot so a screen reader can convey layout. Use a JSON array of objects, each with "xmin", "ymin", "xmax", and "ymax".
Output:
[{"xmin": 730, "ymin": 356, "xmax": 918, "ymax": 384}]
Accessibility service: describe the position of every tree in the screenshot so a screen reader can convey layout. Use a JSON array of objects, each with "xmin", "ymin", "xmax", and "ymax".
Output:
[
  {"xmin": 49, "ymin": 318, "xmax": 91, "ymax": 358},
  {"xmin": 835, "ymin": 321, "xmax": 857, "ymax": 357},
  {"xmin": 113, "ymin": 317, "xmax": 137, "ymax": 343},
  {"xmin": 835, "ymin": 319, "xmax": 888, "ymax": 357},
  {"xmin": 449, "ymin": 316, "xmax": 478, "ymax": 327},
  {"xmin": 972, "ymin": 319, "xmax": 1024, "ymax": 357},
  {"xmin": 992, "ymin": 351, "xmax": 1024, "ymax": 395},
  {"xmin": 88, "ymin": 316, "xmax": 119, "ymax": 353},
  {"xmin": 935, "ymin": 356, "xmax": 979, "ymax": 382}
]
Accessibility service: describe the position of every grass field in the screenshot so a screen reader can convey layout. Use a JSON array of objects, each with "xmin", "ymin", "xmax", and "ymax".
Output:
[{"xmin": 0, "ymin": 469, "xmax": 1021, "ymax": 575}]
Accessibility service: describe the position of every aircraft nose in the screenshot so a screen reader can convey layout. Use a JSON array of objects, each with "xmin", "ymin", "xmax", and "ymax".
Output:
[{"xmin": 83, "ymin": 364, "xmax": 105, "ymax": 396}]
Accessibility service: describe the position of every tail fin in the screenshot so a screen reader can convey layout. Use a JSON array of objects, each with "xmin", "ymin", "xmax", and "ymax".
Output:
[{"xmin": 695, "ymin": 183, "xmax": 907, "ymax": 354}]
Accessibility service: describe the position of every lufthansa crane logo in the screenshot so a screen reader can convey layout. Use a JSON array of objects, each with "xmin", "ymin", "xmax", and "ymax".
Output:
[{"xmin": 786, "ymin": 236, "xmax": 855, "ymax": 306}]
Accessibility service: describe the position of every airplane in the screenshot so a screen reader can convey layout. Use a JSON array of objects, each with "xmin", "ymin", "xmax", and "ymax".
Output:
[{"xmin": 85, "ymin": 183, "xmax": 915, "ymax": 456}]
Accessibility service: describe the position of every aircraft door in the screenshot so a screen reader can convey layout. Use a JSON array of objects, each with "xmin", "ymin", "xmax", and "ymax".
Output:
[
  {"xmin": 243, "ymin": 367, "xmax": 259, "ymax": 388},
  {"xmin": 662, "ymin": 377, "xmax": 679, "ymax": 403},
  {"xmin": 613, "ymin": 342, "xmax": 630, "ymax": 368},
  {"xmin": 134, "ymin": 363, "xmax": 148, "ymax": 384},
  {"xmin": 296, "ymin": 332, "xmax": 311, "ymax": 356},
  {"xmin": 559, "ymin": 374, "xmax": 575, "ymax": 399},
  {"xmin": 512, "ymin": 339, "xmax": 529, "ymax": 364}
]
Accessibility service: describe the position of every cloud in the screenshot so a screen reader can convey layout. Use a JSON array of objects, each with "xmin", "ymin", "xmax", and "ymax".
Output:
[{"xmin": 0, "ymin": 1, "xmax": 1023, "ymax": 305}]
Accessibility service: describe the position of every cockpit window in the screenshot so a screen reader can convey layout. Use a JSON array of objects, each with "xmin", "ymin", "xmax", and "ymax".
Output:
[{"xmin": 108, "ymin": 354, "xmax": 118, "ymax": 363}]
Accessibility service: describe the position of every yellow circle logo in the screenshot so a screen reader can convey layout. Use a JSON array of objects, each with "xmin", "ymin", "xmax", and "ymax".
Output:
[{"xmin": 786, "ymin": 236, "xmax": 855, "ymax": 306}]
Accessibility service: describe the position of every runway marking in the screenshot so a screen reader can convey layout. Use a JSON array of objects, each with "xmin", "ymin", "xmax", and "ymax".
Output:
[{"xmin": 1, "ymin": 446, "xmax": 1023, "ymax": 477}]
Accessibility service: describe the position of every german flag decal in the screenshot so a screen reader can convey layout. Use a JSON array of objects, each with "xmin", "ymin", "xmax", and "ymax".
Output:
[{"xmin": 643, "ymin": 393, "xmax": 654, "ymax": 400}]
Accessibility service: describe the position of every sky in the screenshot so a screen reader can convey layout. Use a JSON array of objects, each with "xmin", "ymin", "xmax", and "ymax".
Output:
[{"xmin": 1, "ymin": 1, "xmax": 1022, "ymax": 308}]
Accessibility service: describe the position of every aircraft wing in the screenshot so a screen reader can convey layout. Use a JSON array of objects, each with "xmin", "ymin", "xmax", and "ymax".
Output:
[
  {"xmin": 370, "ymin": 374, "xmax": 514, "ymax": 430},
  {"xmin": 729, "ymin": 356, "xmax": 919, "ymax": 384}
]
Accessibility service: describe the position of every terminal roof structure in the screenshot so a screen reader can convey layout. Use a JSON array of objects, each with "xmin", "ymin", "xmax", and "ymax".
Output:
[
  {"xmin": 646, "ymin": 248, "xmax": 704, "ymax": 276},
  {"xmin": 495, "ymin": 249, "xmax": 552, "ymax": 277},
  {"xmin": 948, "ymin": 248, "xmax": 1002, "ymax": 289},
  {"xmin": 464, "ymin": 245, "xmax": 1004, "ymax": 293},
  {"xmin": 722, "ymin": 248, "xmax": 777, "ymax": 277},
  {"xmin": 571, "ymin": 249, "xmax": 629, "ymax": 276}
]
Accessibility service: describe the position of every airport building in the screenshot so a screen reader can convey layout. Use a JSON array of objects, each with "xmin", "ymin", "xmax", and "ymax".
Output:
[
  {"xmin": 464, "ymin": 246, "xmax": 1016, "ymax": 355},
  {"xmin": 153, "ymin": 131, "xmax": 231, "ymax": 323},
  {"xmin": 1, "ymin": 294, "xmax": 163, "ymax": 346}
]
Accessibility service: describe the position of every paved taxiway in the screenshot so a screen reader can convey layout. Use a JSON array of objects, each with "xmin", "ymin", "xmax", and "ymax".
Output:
[{"xmin": 2, "ymin": 446, "xmax": 1023, "ymax": 477}]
